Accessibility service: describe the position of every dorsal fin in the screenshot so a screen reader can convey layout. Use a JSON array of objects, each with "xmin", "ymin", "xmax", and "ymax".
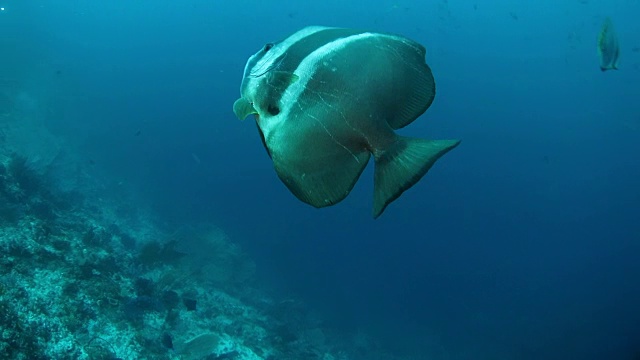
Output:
[{"xmin": 387, "ymin": 61, "xmax": 435, "ymax": 130}]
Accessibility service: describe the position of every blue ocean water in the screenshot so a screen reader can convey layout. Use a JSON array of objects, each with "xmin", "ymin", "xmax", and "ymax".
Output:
[{"xmin": 1, "ymin": 0, "xmax": 639, "ymax": 359}]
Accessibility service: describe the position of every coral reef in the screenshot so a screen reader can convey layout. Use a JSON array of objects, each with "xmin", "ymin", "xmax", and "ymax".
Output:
[
  {"xmin": 0, "ymin": 81, "xmax": 411, "ymax": 359},
  {"xmin": 0, "ymin": 152, "xmax": 410, "ymax": 360}
]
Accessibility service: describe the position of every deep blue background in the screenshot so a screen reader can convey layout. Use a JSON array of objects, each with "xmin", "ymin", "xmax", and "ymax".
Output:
[{"xmin": 2, "ymin": 0, "xmax": 640, "ymax": 358}]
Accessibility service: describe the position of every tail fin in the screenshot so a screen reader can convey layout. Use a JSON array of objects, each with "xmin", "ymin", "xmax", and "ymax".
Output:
[{"xmin": 373, "ymin": 137, "xmax": 460, "ymax": 218}]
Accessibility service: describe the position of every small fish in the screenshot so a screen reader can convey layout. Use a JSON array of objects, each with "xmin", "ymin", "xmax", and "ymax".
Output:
[
  {"xmin": 233, "ymin": 26, "xmax": 460, "ymax": 218},
  {"xmin": 597, "ymin": 17, "xmax": 620, "ymax": 71}
]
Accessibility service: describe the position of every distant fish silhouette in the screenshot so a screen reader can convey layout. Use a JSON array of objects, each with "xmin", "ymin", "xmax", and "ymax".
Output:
[
  {"xmin": 597, "ymin": 17, "xmax": 620, "ymax": 71},
  {"xmin": 134, "ymin": 129, "xmax": 141, "ymax": 136}
]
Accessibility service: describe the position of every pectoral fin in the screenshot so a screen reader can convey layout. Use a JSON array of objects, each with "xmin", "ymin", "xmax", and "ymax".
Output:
[
  {"xmin": 233, "ymin": 98, "xmax": 258, "ymax": 120},
  {"xmin": 267, "ymin": 71, "xmax": 299, "ymax": 89}
]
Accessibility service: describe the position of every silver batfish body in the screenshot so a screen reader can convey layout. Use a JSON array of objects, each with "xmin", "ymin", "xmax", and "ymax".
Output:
[{"xmin": 234, "ymin": 26, "xmax": 460, "ymax": 218}]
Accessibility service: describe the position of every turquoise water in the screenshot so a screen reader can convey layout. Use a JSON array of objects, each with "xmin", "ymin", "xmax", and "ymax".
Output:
[{"xmin": 1, "ymin": 1, "xmax": 639, "ymax": 359}]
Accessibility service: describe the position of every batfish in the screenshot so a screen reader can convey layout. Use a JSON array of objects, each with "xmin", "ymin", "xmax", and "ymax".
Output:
[
  {"xmin": 598, "ymin": 17, "xmax": 620, "ymax": 71},
  {"xmin": 233, "ymin": 26, "xmax": 460, "ymax": 218}
]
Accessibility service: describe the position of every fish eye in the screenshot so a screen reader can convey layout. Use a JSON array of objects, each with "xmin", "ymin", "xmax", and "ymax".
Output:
[{"xmin": 264, "ymin": 43, "xmax": 274, "ymax": 52}]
